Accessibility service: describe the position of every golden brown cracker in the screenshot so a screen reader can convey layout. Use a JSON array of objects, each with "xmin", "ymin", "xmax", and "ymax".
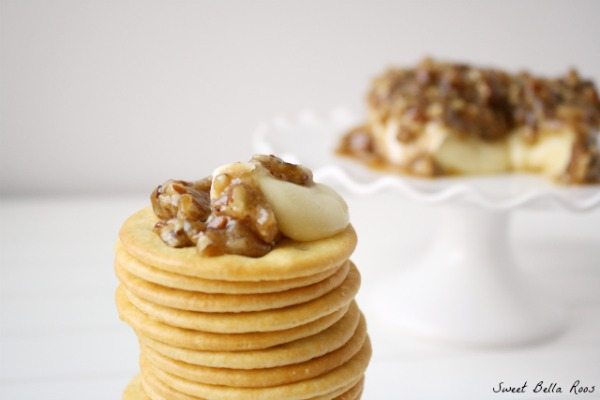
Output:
[
  {"xmin": 140, "ymin": 305, "xmax": 361, "ymax": 369},
  {"xmin": 142, "ymin": 314, "xmax": 367, "ymax": 387},
  {"xmin": 141, "ymin": 366, "xmax": 363, "ymax": 400},
  {"xmin": 119, "ymin": 208, "xmax": 357, "ymax": 281},
  {"xmin": 336, "ymin": 377, "xmax": 364, "ymax": 400},
  {"xmin": 122, "ymin": 375, "xmax": 149, "ymax": 400},
  {"xmin": 120, "ymin": 264, "xmax": 360, "ymax": 333},
  {"xmin": 116, "ymin": 287, "xmax": 349, "ymax": 351},
  {"xmin": 116, "ymin": 243, "xmax": 343, "ymax": 294},
  {"xmin": 143, "ymin": 338, "xmax": 371, "ymax": 400},
  {"xmin": 115, "ymin": 260, "xmax": 349, "ymax": 312}
]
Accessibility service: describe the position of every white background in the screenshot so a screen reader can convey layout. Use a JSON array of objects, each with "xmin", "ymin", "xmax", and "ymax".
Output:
[
  {"xmin": 2, "ymin": 0, "xmax": 600, "ymax": 195},
  {"xmin": 1, "ymin": 1, "xmax": 600, "ymax": 400}
]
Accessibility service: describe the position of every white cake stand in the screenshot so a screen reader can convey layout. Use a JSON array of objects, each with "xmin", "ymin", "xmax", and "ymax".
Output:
[{"xmin": 254, "ymin": 108, "xmax": 600, "ymax": 347}]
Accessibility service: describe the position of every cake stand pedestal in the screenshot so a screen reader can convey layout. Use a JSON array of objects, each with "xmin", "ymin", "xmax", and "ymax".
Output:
[
  {"xmin": 254, "ymin": 107, "xmax": 600, "ymax": 347},
  {"xmin": 375, "ymin": 205, "xmax": 565, "ymax": 346}
]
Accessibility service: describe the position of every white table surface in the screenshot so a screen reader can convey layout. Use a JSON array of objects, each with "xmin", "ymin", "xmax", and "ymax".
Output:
[{"xmin": 1, "ymin": 194, "xmax": 599, "ymax": 400}]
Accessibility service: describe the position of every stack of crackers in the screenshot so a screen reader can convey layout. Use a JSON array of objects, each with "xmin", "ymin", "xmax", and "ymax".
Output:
[{"xmin": 116, "ymin": 208, "xmax": 371, "ymax": 400}]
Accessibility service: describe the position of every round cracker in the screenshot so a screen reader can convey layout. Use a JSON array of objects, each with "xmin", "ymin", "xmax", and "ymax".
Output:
[
  {"xmin": 122, "ymin": 375, "xmax": 149, "ymax": 400},
  {"xmin": 116, "ymin": 243, "xmax": 343, "ymax": 294},
  {"xmin": 116, "ymin": 260, "xmax": 350, "ymax": 313},
  {"xmin": 121, "ymin": 264, "xmax": 360, "ymax": 333},
  {"xmin": 130, "ymin": 372, "xmax": 364, "ymax": 400},
  {"xmin": 116, "ymin": 288, "xmax": 349, "ymax": 351},
  {"xmin": 141, "ymin": 366, "xmax": 363, "ymax": 400},
  {"xmin": 142, "ymin": 315, "xmax": 367, "ymax": 387},
  {"xmin": 119, "ymin": 208, "xmax": 357, "ymax": 281},
  {"xmin": 143, "ymin": 339, "xmax": 371, "ymax": 400},
  {"xmin": 141, "ymin": 305, "xmax": 361, "ymax": 369},
  {"xmin": 336, "ymin": 377, "xmax": 363, "ymax": 400}
]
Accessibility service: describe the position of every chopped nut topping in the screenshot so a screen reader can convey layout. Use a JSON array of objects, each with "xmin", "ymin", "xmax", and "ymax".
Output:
[
  {"xmin": 150, "ymin": 155, "xmax": 314, "ymax": 257},
  {"xmin": 368, "ymin": 58, "xmax": 600, "ymax": 141},
  {"xmin": 338, "ymin": 125, "xmax": 379, "ymax": 162},
  {"xmin": 150, "ymin": 179, "xmax": 211, "ymax": 247},
  {"xmin": 338, "ymin": 58, "xmax": 600, "ymax": 183},
  {"xmin": 251, "ymin": 154, "xmax": 314, "ymax": 186}
]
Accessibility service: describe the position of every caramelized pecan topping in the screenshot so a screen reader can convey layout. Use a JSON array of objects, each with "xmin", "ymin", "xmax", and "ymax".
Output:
[
  {"xmin": 368, "ymin": 59, "xmax": 600, "ymax": 141},
  {"xmin": 150, "ymin": 155, "xmax": 313, "ymax": 257},
  {"xmin": 338, "ymin": 125, "xmax": 379, "ymax": 163},
  {"xmin": 339, "ymin": 58, "xmax": 600, "ymax": 183},
  {"xmin": 251, "ymin": 154, "xmax": 314, "ymax": 186}
]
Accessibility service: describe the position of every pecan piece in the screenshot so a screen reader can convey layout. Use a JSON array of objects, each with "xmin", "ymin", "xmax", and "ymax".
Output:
[
  {"xmin": 251, "ymin": 154, "xmax": 314, "ymax": 186},
  {"xmin": 197, "ymin": 218, "xmax": 272, "ymax": 257}
]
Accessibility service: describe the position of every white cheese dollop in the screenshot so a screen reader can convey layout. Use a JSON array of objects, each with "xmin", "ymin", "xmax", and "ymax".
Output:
[{"xmin": 211, "ymin": 162, "xmax": 349, "ymax": 242}]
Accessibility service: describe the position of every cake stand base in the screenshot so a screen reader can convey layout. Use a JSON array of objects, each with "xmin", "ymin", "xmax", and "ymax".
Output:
[{"xmin": 374, "ymin": 206, "xmax": 566, "ymax": 346}]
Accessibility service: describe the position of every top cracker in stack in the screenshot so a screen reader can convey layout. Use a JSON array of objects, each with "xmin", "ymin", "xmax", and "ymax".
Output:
[{"xmin": 115, "ymin": 155, "xmax": 371, "ymax": 400}]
